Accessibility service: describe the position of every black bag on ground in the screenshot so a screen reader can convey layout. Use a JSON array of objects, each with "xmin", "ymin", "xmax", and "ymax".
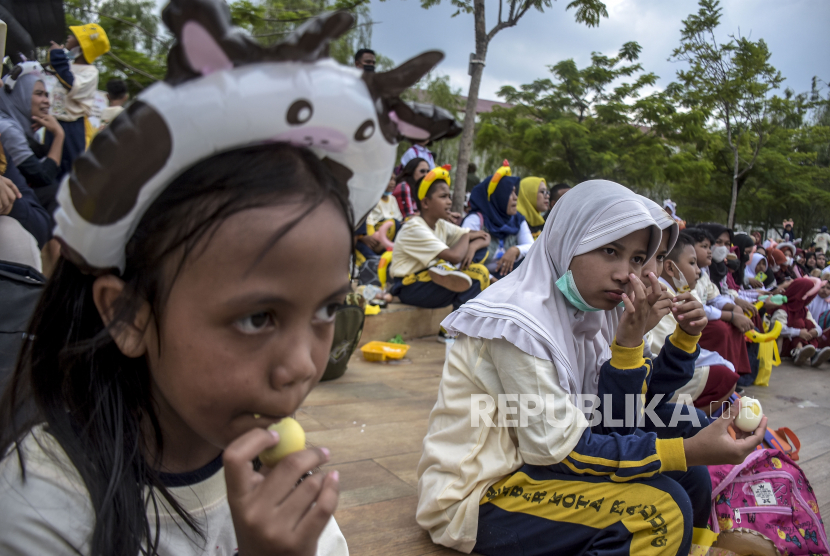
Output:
[
  {"xmin": 321, "ymin": 304, "xmax": 365, "ymax": 382},
  {"xmin": 0, "ymin": 261, "xmax": 46, "ymax": 390}
]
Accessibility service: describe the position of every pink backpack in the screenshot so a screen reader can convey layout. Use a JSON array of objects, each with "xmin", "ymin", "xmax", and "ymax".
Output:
[{"xmin": 708, "ymin": 449, "xmax": 828, "ymax": 555}]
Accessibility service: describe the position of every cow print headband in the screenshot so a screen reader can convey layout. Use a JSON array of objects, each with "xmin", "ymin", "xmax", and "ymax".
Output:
[{"xmin": 54, "ymin": 0, "xmax": 460, "ymax": 273}]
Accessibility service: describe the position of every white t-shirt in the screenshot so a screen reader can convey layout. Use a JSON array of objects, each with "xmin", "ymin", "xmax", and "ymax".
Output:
[
  {"xmin": 808, "ymin": 295, "xmax": 830, "ymax": 322},
  {"xmin": 366, "ymin": 195, "xmax": 403, "ymax": 228},
  {"xmin": 50, "ymin": 64, "xmax": 100, "ymax": 122},
  {"xmin": 400, "ymin": 144, "xmax": 435, "ymax": 169},
  {"xmin": 0, "ymin": 426, "xmax": 349, "ymax": 555},
  {"xmin": 390, "ymin": 216, "xmax": 469, "ymax": 278}
]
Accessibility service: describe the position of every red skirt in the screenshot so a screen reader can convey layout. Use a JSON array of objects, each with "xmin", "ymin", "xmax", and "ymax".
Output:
[
  {"xmin": 694, "ymin": 365, "xmax": 738, "ymax": 409},
  {"xmin": 699, "ymin": 320, "xmax": 751, "ymax": 375}
]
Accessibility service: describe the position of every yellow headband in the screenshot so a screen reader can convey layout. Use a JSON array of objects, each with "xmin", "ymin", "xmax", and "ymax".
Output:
[
  {"xmin": 418, "ymin": 164, "xmax": 452, "ymax": 200},
  {"xmin": 487, "ymin": 160, "xmax": 511, "ymax": 200}
]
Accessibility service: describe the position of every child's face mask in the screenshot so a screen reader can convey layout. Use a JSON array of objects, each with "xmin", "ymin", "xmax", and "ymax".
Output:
[
  {"xmin": 712, "ymin": 245, "xmax": 729, "ymax": 263},
  {"xmin": 66, "ymin": 46, "xmax": 82, "ymax": 61},
  {"xmin": 668, "ymin": 261, "xmax": 691, "ymax": 293},
  {"xmin": 555, "ymin": 270, "xmax": 602, "ymax": 312}
]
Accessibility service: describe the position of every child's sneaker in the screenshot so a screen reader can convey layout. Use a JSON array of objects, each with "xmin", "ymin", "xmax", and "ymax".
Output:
[
  {"xmin": 793, "ymin": 345, "xmax": 816, "ymax": 366},
  {"xmin": 811, "ymin": 347, "xmax": 830, "ymax": 368},
  {"xmin": 429, "ymin": 264, "xmax": 472, "ymax": 292}
]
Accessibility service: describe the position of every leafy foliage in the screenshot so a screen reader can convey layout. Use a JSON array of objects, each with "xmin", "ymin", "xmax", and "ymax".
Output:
[
  {"xmin": 668, "ymin": 0, "xmax": 784, "ymax": 227},
  {"xmin": 475, "ymin": 42, "xmax": 706, "ymax": 199}
]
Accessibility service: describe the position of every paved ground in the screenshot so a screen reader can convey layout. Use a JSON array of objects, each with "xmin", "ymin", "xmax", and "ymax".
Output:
[{"xmin": 298, "ymin": 338, "xmax": 830, "ymax": 555}]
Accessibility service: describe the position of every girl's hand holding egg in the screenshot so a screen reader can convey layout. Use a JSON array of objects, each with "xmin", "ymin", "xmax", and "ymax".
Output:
[{"xmin": 224, "ymin": 422, "xmax": 339, "ymax": 556}]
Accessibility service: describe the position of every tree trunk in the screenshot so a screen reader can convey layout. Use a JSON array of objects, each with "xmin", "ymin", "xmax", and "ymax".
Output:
[
  {"xmin": 451, "ymin": 0, "xmax": 487, "ymax": 214},
  {"xmin": 727, "ymin": 148, "xmax": 740, "ymax": 228}
]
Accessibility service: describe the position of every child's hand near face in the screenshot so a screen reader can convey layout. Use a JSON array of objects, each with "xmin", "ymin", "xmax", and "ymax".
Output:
[
  {"xmin": 684, "ymin": 403, "xmax": 767, "ymax": 466},
  {"xmin": 617, "ymin": 272, "xmax": 662, "ymax": 347},
  {"xmin": 225, "ymin": 428, "xmax": 339, "ymax": 556},
  {"xmin": 644, "ymin": 286, "xmax": 672, "ymax": 334},
  {"xmin": 670, "ymin": 293, "xmax": 708, "ymax": 336}
]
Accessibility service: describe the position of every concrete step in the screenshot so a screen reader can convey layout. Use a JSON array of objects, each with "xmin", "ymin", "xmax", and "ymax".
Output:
[{"xmin": 360, "ymin": 302, "xmax": 452, "ymax": 345}]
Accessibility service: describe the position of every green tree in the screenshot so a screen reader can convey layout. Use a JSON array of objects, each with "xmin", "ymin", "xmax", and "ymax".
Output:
[
  {"xmin": 64, "ymin": 0, "xmax": 171, "ymax": 92},
  {"xmin": 412, "ymin": 0, "xmax": 609, "ymax": 211},
  {"xmin": 474, "ymin": 42, "xmax": 705, "ymax": 198},
  {"xmin": 62, "ymin": 0, "xmax": 379, "ymax": 93},
  {"xmin": 669, "ymin": 0, "xmax": 784, "ymax": 227},
  {"xmin": 399, "ymin": 73, "xmax": 464, "ymax": 172},
  {"xmin": 228, "ymin": 0, "xmax": 377, "ymax": 67}
]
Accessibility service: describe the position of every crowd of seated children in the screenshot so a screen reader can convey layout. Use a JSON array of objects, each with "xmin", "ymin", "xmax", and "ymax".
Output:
[
  {"xmin": 769, "ymin": 277, "xmax": 830, "ymax": 366},
  {"xmin": 648, "ymin": 232, "xmax": 739, "ymax": 412},
  {"xmin": 515, "ymin": 177, "xmax": 549, "ymax": 238},
  {"xmin": 417, "ymin": 180, "xmax": 766, "ymax": 556},
  {"xmin": 462, "ymin": 163, "xmax": 534, "ymax": 280},
  {"xmin": 389, "ymin": 166, "xmax": 491, "ymax": 314},
  {"xmin": 684, "ymin": 227, "xmax": 754, "ymax": 380},
  {"xmin": 393, "ymin": 157, "xmax": 430, "ymax": 218}
]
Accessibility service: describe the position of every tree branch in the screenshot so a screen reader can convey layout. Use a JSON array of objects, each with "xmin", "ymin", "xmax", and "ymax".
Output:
[{"xmin": 105, "ymin": 51, "xmax": 162, "ymax": 82}]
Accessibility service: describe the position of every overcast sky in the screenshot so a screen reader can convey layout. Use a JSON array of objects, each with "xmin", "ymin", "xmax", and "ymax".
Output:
[
  {"xmin": 156, "ymin": 0, "xmax": 829, "ymax": 102},
  {"xmin": 368, "ymin": 0, "xmax": 829, "ymax": 100}
]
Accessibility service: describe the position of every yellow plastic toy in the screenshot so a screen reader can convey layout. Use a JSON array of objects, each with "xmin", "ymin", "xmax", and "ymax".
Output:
[
  {"xmin": 744, "ymin": 319, "xmax": 782, "ymax": 387},
  {"xmin": 364, "ymin": 304, "xmax": 381, "ymax": 316},
  {"xmin": 360, "ymin": 340, "xmax": 410, "ymax": 361},
  {"xmin": 377, "ymin": 250, "xmax": 393, "ymax": 289},
  {"xmin": 487, "ymin": 160, "xmax": 511, "ymax": 200}
]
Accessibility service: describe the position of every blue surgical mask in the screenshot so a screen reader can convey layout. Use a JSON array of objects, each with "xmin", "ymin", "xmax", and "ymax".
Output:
[
  {"xmin": 555, "ymin": 270, "xmax": 602, "ymax": 312},
  {"xmin": 382, "ymin": 191, "xmax": 391, "ymax": 197}
]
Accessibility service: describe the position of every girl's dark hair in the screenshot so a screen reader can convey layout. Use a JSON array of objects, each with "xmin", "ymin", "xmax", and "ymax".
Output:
[
  {"xmin": 400, "ymin": 157, "xmax": 428, "ymax": 188},
  {"xmin": 0, "ymin": 143, "xmax": 353, "ymax": 555},
  {"xmin": 414, "ymin": 178, "xmax": 447, "ymax": 212}
]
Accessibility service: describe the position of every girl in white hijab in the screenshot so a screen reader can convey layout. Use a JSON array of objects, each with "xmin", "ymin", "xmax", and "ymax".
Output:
[{"xmin": 416, "ymin": 181, "xmax": 766, "ymax": 556}]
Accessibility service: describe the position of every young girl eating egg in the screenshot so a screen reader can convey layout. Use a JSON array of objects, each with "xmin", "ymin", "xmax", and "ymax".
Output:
[
  {"xmin": 417, "ymin": 180, "xmax": 767, "ymax": 556},
  {"xmin": 0, "ymin": 1, "xmax": 451, "ymax": 553}
]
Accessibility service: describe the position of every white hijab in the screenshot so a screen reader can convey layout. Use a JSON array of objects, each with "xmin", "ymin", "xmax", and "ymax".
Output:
[
  {"xmin": 641, "ymin": 196, "xmax": 679, "ymax": 254},
  {"xmin": 442, "ymin": 180, "xmax": 660, "ymax": 397},
  {"xmin": 746, "ymin": 253, "xmax": 766, "ymax": 279}
]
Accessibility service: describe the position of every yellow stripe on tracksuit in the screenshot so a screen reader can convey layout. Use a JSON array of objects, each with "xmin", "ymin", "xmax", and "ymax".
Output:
[{"xmin": 481, "ymin": 472, "xmax": 686, "ymax": 556}]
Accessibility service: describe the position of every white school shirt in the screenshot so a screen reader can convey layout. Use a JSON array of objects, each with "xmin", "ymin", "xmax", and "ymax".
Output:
[
  {"xmin": 50, "ymin": 64, "xmax": 100, "ymax": 122},
  {"xmin": 366, "ymin": 195, "xmax": 403, "ymax": 228},
  {"xmin": 808, "ymin": 295, "xmax": 830, "ymax": 322},
  {"xmin": 390, "ymin": 216, "xmax": 469, "ymax": 278},
  {"xmin": 0, "ymin": 426, "xmax": 349, "ymax": 556},
  {"xmin": 400, "ymin": 144, "xmax": 435, "ymax": 169},
  {"xmin": 695, "ymin": 269, "xmax": 730, "ymax": 321},
  {"xmin": 647, "ymin": 277, "xmax": 735, "ymax": 403},
  {"xmin": 460, "ymin": 213, "xmax": 534, "ymax": 258},
  {"xmin": 416, "ymin": 336, "xmax": 588, "ymax": 553}
]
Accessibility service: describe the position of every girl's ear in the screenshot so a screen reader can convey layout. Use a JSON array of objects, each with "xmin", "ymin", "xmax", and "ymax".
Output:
[
  {"xmin": 92, "ymin": 275, "xmax": 152, "ymax": 358},
  {"xmin": 662, "ymin": 258, "xmax": 675, "ymax": 277}
]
